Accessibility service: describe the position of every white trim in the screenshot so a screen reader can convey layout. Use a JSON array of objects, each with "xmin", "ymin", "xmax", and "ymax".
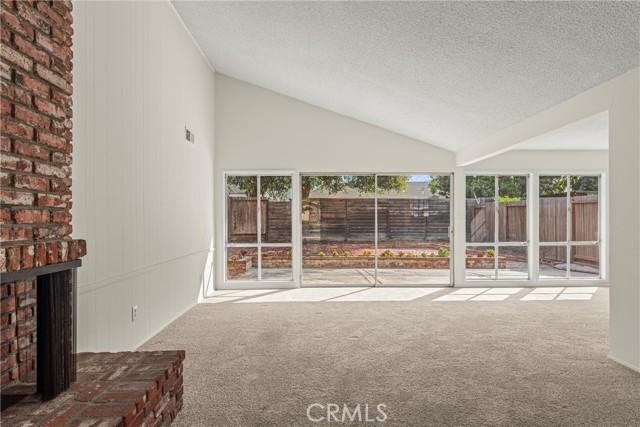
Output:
[
  {"xmin": 222, "ymin": 171, "xmax": 296, "ymax": 287},
  {"xmin": 464, "ymin": 173, "xmax": 531, "ymax": 281},
  {"xmin": 460, "ymin": 280, "xmax": 608, "ymax": 287},
  {"xmin": 77, "ymin": 249, "xmax": 213, "ymax": 294},
  {"xmin": 531, "ymin": 172, "xmax": 540, "ymax": 282},
  {"xmin": 374, "ymin": 174, "xmax": 379, "ymax": 286},
  {"xmin": 134, "ymin": 301, "xmax": 198, "ymax": 351},
  {"xmin": 299, "ymin": 172, "xmax": 454, "ymax": 288},
  {"xmin": 607, "ymin": 354, "xmax": 640, "ymax": 373}
]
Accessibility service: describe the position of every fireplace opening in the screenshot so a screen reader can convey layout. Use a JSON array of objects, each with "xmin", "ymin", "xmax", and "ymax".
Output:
[
  {"xmin": 0, "ymin": 261, "xmax": 80, "ymax": 409},
  {"xmin": 37, "ymin": 268, "xmax": 77, "ymax": 401}
]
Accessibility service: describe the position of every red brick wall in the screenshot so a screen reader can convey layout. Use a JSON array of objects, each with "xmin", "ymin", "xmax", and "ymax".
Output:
[
  {"xmin": 1, "ymin": 0, "xmax": 86, "ymax": 388},
  {"xmin": 0, "ymin": 278, "xmax": 36, "ymax": 385}
]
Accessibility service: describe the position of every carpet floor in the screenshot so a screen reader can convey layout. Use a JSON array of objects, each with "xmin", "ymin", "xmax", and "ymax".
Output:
[{"xmin": 139, "ymin": 287, "xmax": 640, "ymax": 426}]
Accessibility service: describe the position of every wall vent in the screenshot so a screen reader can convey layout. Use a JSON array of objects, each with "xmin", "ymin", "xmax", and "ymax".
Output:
[{"xmin": 185, "ymin": 127, "xmax": 195, "ymax": 144}]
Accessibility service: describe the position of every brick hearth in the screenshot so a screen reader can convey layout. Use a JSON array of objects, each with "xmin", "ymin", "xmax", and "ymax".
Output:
[{"xmin": 1, "ymin": 351, "xmax": 185, "ymax": 427}]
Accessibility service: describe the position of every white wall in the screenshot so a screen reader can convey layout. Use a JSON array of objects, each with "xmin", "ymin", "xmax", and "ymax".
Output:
[
  {"xmin": 214, "ymin": 74, "xmax": 455, "ymax": 173},
  {"xmin": 608, "ymin": 69, "xmax": 640, "ymax": 372},
  {"xmin": 71, "ymin": 1, "xmax": 215, "ymax": 352},
  {"xmin": 214, "ymin": 74, "xmax": 608, "ymax": 289}
]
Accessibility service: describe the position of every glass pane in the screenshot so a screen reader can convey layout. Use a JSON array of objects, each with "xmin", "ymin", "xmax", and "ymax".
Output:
[
  {"xmin": 301, "ymin": 175, "xmax": 375, "ymax": 286},
  {"xmin": 226, "ymin": 176, "xmax": 258, "ymax": 244},
  {"xmin": 226, "ymin": 247, "xmax": 258, "ymax": 281},
  {"xmin": 539, "ymin": 176, "xmax": 567, "ymax": 242},
  {"xmin": 466, "ymin": 176, "xmax": 495, "ymax": 243},
  {"xmin": 260, "ymin": 247, "xmax": 293, "ymax": 281},
  {"xmin": 539, "ymin": 245, "xmax": 568, "ymax": 279},
  {"xmin": 465, "ymin": 246, "xmax": 496, "ymax": 280},
  {"xmin": 498, "ymin": 176, "xmax": 527, "ymax": 242},
  {"xmin": 570, "ymin": 244, "xmax": 600, "ymax": 279},
  {"xmin": 377, "ymin": 175, "xmax": 451, "ymax": 285},
  {"xmin": 570, "ymin": 176, "xmax": 599, "ymax": 242},
  {"xmin": 261, "ymin": 176, "xmax": 292, "ymax": 244},
  {"xmin": 497, "ymin": 246, "xmax": 528, "ymax": 280}
]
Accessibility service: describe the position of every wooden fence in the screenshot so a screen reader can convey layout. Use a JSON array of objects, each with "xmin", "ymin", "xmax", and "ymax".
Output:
[
  {"xmin": 228, "ymin": 197, "xmax": 450, "ymax": 243},
  {"xmin": 228, "ymin": 195, "xmax": 599, "ymax": 265},
  {"xmin": 310, "ymin": 198, "xmax": 450, "ymax": 242},
  {"xmin": 227, "ymin": 198, "xmax": 292, "ymax": 243},
  {"xmin": 468, "ymin": 195, "xmax": 599, "ymax": 265}
]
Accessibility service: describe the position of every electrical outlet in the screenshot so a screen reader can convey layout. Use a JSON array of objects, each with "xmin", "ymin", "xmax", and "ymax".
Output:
[{"xmin": 132, "ymin": 306, "xmax": 138, "ymax": 322}]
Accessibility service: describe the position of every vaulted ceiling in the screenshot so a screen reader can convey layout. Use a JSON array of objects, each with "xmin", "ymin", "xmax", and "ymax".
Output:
[{"xmin": 173, "ymin": 1, "xmax": 639, "ymax": 152}]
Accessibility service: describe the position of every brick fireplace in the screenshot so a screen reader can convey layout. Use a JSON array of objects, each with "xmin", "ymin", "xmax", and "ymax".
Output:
[
  {"xmin": 1, "ymin": 0, "xmax": 86, "ymax": 392},
  {"xmin": 1, "ymin": 1, "xmax": 184, "ymax": 425}
]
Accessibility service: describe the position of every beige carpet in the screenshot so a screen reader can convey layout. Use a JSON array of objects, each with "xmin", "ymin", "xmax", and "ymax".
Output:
[{"xmin": 139, "ymin": 287, "xmax": 640, "ymax": 426}]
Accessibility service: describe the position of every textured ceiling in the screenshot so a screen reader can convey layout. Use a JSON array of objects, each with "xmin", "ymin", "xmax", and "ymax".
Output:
[{"xmin": 173, "ymin": 1, "xmax": 639, "ymax": 152}]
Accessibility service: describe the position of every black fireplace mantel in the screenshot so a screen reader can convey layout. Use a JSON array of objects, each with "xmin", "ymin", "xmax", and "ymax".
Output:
[{"xmin": 1, "ymin": 260, "xmax": 82, "ymax": 284}]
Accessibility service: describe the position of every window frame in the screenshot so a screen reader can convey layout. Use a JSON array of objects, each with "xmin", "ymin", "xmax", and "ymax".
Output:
[
  {"xmin": 464, "ymin": 174, "xmax": 531, "ymax": 281},
  {"xmin": 538, "ymin": 173, "xmax": 603, "ymax": 281},
  {"xmin": 223, "ymin": 171, "xmax": 297, "ymax": 285}
]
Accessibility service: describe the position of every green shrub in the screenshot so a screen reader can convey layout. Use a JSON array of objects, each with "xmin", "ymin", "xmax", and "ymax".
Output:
[
  {"xmin": 363, "ymin": 250, "xmax": 373, "ymax": 257},
  {"xmin": 318, "ymin": 252, "xmax": 325, "ymax": 257},
  {"xmin": 498, "ymin": 196, "xmax": 520, "ymax": 203},
  {"xmin": 438, "ymin": 248, "xmax": 450, "ymax": 257},
  {"xmin": 285, "ymin": 250, "xmax": 292, "ymax": 257},
  {"xmin": 421, "ymin": 251, "xmax": 428, "ymax": 258},
  {"xmin": 342, "ymin": 251, "xmax": 351, "ymax": 257},
  {"xmin": 485, "ymin": 249, "xmax": 495, "ymax": 257},
  {"xmin": 229, "ymin": 255, "xmax": 239, "ymax": 262},
  {"xmin": 381, "ymin": 249, "xmax": 394, "ymax": 258},
  {"xmin": 332, "ymin": 251, "xmax": 339, "ymax": 257},
  {"xmin": 305, "ymin": 251, "xmax": 311, "ymax": 257},
  {"xmin": 398, "ymin": 251, "xmax": 405, "ymax": 257},
  {"xmin": 261, "ymin": 252, "xmax": 269, "ymax": 257},
  {"xmin": 429, "ymin": 253, "xmax": 436, "ymax": 258}
]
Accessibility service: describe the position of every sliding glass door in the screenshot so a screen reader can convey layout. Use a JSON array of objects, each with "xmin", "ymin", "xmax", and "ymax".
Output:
[
  {"xmin": 301, "ymin": 175, "xmax": 376, "ymax": 286},
  {"xmin": 301, "ymin": 173, "xmax": 452, "ymax": 286},
  {"xmin": 376, "ymin": 175, "xmax": 451, "ymax": 285}
]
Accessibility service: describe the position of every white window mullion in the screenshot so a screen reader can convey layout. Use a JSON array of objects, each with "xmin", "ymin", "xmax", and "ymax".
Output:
[
  {"xmin": 257, "ymin": 175, "xmax": 262, "ymax": 281},
  {"xmin": 531, "ymin": 172, "xmax": 538, "ymax": 281},
  {"xmin": 494, "ymin": 175, "xmax": 499, "ymax": 278},
  {"xmin": 374, "ymin": 174, "xmax": 379, "ymax": 287}
]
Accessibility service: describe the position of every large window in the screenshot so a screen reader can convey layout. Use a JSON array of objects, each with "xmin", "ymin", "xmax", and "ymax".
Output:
[
  {"xmin": 301, "ymin": 174, "xmax": 452, "ymax": 286},
  {"xmin": 466, "ymin": 175, "xmax": 529, "ymax": 281},
  {"xmin": 225, "ymin": 174, "xmax": 293, "ymax": 282},
  {"xmin": 539, "ymin": 175, "xmax": 600, "ymax": 280},
  {"xmin": 223, "ymin": 172, "xmax": 604, "ymax": 285}
]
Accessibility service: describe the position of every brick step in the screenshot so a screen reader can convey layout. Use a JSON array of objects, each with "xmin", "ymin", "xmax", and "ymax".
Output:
[{"xmin": 0, "ymin": 351, "xmax": 185, "ymax": 427}]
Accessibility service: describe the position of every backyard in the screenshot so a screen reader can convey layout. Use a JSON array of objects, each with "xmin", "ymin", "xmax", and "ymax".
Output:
[{"xmin": 226, "ymin": 174, "xmax": 600, "ymax": 283}]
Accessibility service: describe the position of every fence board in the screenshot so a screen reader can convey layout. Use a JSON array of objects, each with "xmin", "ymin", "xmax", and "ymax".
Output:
[
  {"xmin": 266, "ymin": 201, "xmax": 292, "ymax": 243},
  {"xmin": 230, "ymin": 194, "xmax": 598, "ymax": 266}
]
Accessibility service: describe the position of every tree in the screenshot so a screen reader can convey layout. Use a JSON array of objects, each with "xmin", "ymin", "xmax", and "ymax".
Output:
[
  {"xmin": 227, "ymin": 175, "xmax": 409, "ymax": 200},
  {"xmin": 427, "ymin": 175, "xmax": 451, "ymax": 197},
  {"xmin": 301, "ymin": 175, "xmax": 409, "ymax": 198},
  {"xmin": 429, "ymin": 175, "xmax": 598, "ymax": 199},
  {"xmin": 539, "ymin": 176, "xmax": 598, "ymax": 196}
]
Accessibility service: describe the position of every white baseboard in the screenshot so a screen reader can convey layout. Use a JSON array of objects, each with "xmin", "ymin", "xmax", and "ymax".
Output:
[{"xmin": 608, "ymin": 353, "xmax": 640, "ymax": 373}]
